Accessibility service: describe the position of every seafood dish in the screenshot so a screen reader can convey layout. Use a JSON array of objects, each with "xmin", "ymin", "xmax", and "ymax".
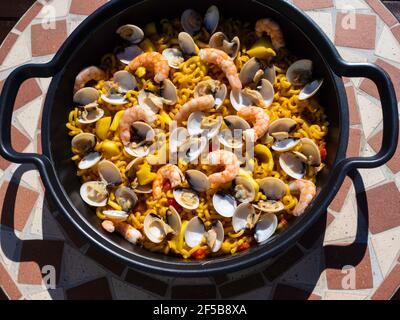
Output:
[{"xmin": 67, "ymin": 5, "xmax": 328, "ymax": 259}]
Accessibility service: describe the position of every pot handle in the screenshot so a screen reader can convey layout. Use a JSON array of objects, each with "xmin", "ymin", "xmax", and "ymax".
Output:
[
  {"xmin": 0, "ymin": 63, "xmax": 55, "ymax": 172},
  {"xmin": 338, "ymin": 61, "xmax": 398, "ymax": 172}
]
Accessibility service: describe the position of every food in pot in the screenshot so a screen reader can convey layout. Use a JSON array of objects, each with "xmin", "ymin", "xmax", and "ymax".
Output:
[{"xmin": 66, "ymin": 5, "xmax": 328, "ymax": 259}]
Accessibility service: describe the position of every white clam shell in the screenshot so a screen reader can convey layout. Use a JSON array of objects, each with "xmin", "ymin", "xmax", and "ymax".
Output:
[
  {"xmin": 170, "ymin": 127, "xmax": 189, "ymax": 152},
  {"xmin": 116, "ymin": 24, "xmax": 144, "ymax": 44},
  {"xmin": 286, "ymin": 59, "xmax": 313, "ymax": 86},
  {"xmin": 73, "ymin": 87, "xmax": 99, "ymax": 106},
  {"xmin": 186, "ymin": 170, "xmax": 210, "ymax": 193},
  {"xmin": 115, "ymin": 187, "xmax": 138, "ymax": 212},
  {"xmin": 258, "ymin": 177, "xmax": 286, "ymax": 200},
  {"xmin": 178, "ymin": 32, "xmax": 198, "ymax": 55},
  {"xmin": 162, "ymin": 48, "xmax": 184, "ymax": 69},
  {"xmin": 173, "ymin": 188, "xmax": 200, "ymax": 210},
  {"xmin": 299, "ymin": 79, "xmax": 323, "ymax": 101},
  {"xmin": 272, "ymin": 138, "xmax": 300, "ymax": 152},
  {"xmin": 113, "ymin": 70, "xmax": 137, "ymax": 93},
  {"xmin": 254, "ymin": 213, "xmax": 278, "ymax": 243},
  {"xmin": 204, "ymin": 5, "xmax": 219, "ymax": 34},
  {"xmin": 103, "ymin": 210, "xmax": 129, "ymax": 222},
  {"xmin": 77, "ymin": 103, "xmax": 104, "ymax": 124},
  {"xmin": 268, "ymin": 118, "xmax": 297, "ymax": 134},
  {"xmin": 116, "ymin": 45, "xmax": 143, "ymax": 64},
  {"xmin": 279, "ymin": 152, "xmax": 306, "ymax": 180},
  {"xmin": 71, "ymin": 132, "xmax": 96, "ymax": 154},
  {"xmin": 209, "ymin": 32, "xmax": 240, "ymax": 59},
  {"xmin": 207, "ymin": 220, "xmax": 224, "ymax": 252},
  {"xmin": 232, "ymin": 202, "xmax": 260, "ymax": 232},
  {"xmin": 161, "ymin": 79, "xmax": 178, "ymax": 104},
  {"xmin": 239, "ymin": 57, "xmax": 263, "ymax": 86},
  {"xmin": 178, "ymin": 136, "xmax": 207, "ymax": 163},
  {"xmin": 80, "ymin": 181, "xmax": 108, "ymax": 207},
  {"xmin": 184, "ymin": 217, "xmax": 206, "ymax": 248},
  {"xmin": 212, "ymin": 192, "xmax": 237, "ymax": 218},
  {"xmin": 299, "ymin": 137, "xmax": 321, "ymax": 166},
  {"xmin": 124, "ymin": 121, "xmax": 155, "ymax": 158},
  {"xmin": 194, "ymin": 79, "xmax": 227, "ymax": 110},
  {"xmin": 187, "ymin": 111, "xmax": 222, "ymax": 139},
  {"xmin": 78, "ymin": 151, "xmax": 102, "ymax": 170},
  {"xmin": 166, "ymin": 206, "xmax": 182, "ymax": 235},
  {"xmin": 98, "ymin": 160, "xmax": 123, "ymax": 185},
  {"xmin": 101, "ymin": 93, "xmax": 128, "ymax": 105},
  {"xmin": 181, "ymin": 9, "xmax": 202, "ymax": 35},
  {"xmin": 144, "ymin": 214, "xmax": 168, "ymax": 243}
]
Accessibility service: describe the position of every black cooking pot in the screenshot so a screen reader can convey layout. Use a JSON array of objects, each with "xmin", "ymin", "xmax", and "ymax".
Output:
[{"xmin": 0, "ymin": 0, "xmax": 398, "ymax": 277}]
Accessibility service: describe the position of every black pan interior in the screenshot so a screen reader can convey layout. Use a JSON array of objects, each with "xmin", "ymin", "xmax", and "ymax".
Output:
[{"xmin": 46, "ymin": 0, "xmax": 344, "ymax": 267}]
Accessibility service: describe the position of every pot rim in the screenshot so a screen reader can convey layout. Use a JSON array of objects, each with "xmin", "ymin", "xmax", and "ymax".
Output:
[{"xmin": 41, "ymin": 0, "xmax": 349, "ymax": 276}]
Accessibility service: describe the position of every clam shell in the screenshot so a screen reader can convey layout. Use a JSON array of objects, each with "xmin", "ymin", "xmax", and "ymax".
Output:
[
  {"xmin": 187, "ymin": 111, "xmax": 222, "ymax": 139},
  {"xmin": 207, "ymin": 220, "xmax": 224, "ymax": 252},
  {"xmin": 71, "ymin": 132, "xmax": 96, "ymax": 154},
  {"xmin": 169, "ymin": 127, "xmax": 189, "ymax": 152},
  {"xmin": 78, "ymin": 151, "xmax": 102, "ymax": 170},
  {"xmin": 279, "ymin": 152, "xmax": 306, "ymax": 180},
  {"xmin": 239, "ymin": 57, "xmax": 263, "ymax": 86},
  {"xmin": 232, "ymin": 202, "xmax": 260, "ymax": 232},
  {"xmin": 178, "ymin": 32, "xmax": 198, "ymax": 55},
  {"xmin": 286, "ymin": 59, "xmax": 313, "ymax": 86},
  {"xmin": 80, "ymin": 181, "xmax": 108, "ymax": 207},
  {"xmin": 268, "ymin": 118, "xmax": 297, "ymax": 134},
  {"xmin": 166, "ymin": 206, "xmax": 182, "ymax": 235},
  {"xmin": 204, "ymin": 5, "xmax": 219, "ymax": 34},
  {"xmin": 181, "ymin": 9, "xmax": 202, "ymax": 35},
  {"xmin": 98, "ymin": 160, "xmax": 123, "ymax": 185},
  {"xmin": 116, "ymin": 24, "xmax": 144, "ymax": 44},
  {"xmin": 253, "ymin": 200, "xmax": 284, "ymax": 213},
  {"xmin": 124, "ymin": 121, "xmax": 155, "ymax": 158},
  {"xmin": 212, "ymin": 192, "xmax": 237, "ymax": 218},
  {"xmin": 73, "ymin": 87, "xmax": 99, "ymax": 106},
  {"xmin": 254, "ymin": 213, "xmax": 278, "ymax": 243},
  {"xmin": 299, "ymin": 138, "xmax": 321, "ymax": 166},
  {"xmin": 77, "ymin": 103, "xmax": 104, "ymax": 124},
  {"xmin": 113, "ymin": 70, "xmax": 137, "ymax": 93},
  {"xmin": 162, "ymin": 48, "xmax": 184, "ymax": 69},
  {"xmin": 233, "ymin": 176, "xmax": 256, "ymax": 203},
  {"xmin": 173, "ymin": 188, "xmax": 200, "ymax": 210},
  {"xmin": 299, "ymin": 79, "xmax": 323, "ymax": 101},
  {"xmin": 101, "ymin": 93, "xmax": 128, "ymax": 105},
  {"xmin": 115, "ymin": 187, "xmax": 138, "ymax": 212},
  {"xmin": 194, "ymin": 80, "xmax": 227, "ymax": 110},
  {"xmin": 178, "ymin": 136, "xmax": 207, "ymax": 163},
  {"xmin": 144, "ymin": 214, "xmax": 168, "ymax": 243},
  {"xmin": 209, "ymin": 32, "xmax": 240, "ymax": 59},
  {"xmin": 186, "ymin": 170, "xmax": 209, "ymax": 193},
  {"xmin": 184, "ymin": 217, "xmax": 205, "ymax": 248},
  {"xmin": 272, "ymin": 138, "xmax": 300, "ymax": 152},
  {"xmin": 116, "ymin": 45, "xmax": 143, "ymax": 64},
  {"xmin": 161, "ymin": 79, "xmax": 178, "ymax": 104},
  {"xmin": 258, "ymin": 177, "xmax": 286, "ymax": 200},
  {"xmin": 103, "ymin": 210, "xmax": 129, "ymax": 222}
]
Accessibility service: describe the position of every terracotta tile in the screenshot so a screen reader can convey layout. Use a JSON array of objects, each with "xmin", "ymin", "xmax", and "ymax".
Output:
[
  {"xmin": 125, "ymin": 269, "xmax": 168, "ymax": 297},
  {"xmin": 263, "ymin": 245, "xmax": 304, "ymax": 281},
  {"xmin": 365, "ymin": 0, "xmax": 398, "ymax": 27},
  {"xmin": 31, "ymin": 20, "xmax": 67, "ymax": 57},
  {"xmin": 15, "ymin": 2, "xmax": 43, "ymax": 32},
  {"xmin": 365, "ymin": 182, "xmax": 400, "ymax": 234},
  {"xmin": 372, "ymin": 263, "xmax": 400, "ymax": 300},
  {"xmin": 273, "ymin": 284, "xmax": 321, "ymax": 300},
  {"xmin": 69, "ymin": 0, "xmax": 107, "ymax": 15},
  {"xmin": 346, "ymin": 128, "xmax": 362, "ymax": 158},
  {"xmin": 0, "ymin": 180, "xmax": 39, "ymax": 231},
  {"xmin": 14, "ymin": 78, "xmax": 42, "ymax": 111},
  {"xmin": 368, "ymin": 130, "xmax": 400, "ymax": 174},
  {"xmin": 329, "ymin": 176, "xmax": 352, "ymax": 212},
  {"xmin": 360, "ymin": 58, "xmax": 400, "ymax": 101},
  {"xmin": 86, "ymin": 246, "xmax": 125, "ymax": 276},
  {"xmin": 335, "ymin": 13, "xmax": 376, "ymax": 49},
  {"xmin": 392, "ymin": 24, "xmax": 400, "ymax": 43},
  {"xmin": 325, "ymin": 243, "xmax": 373, "ymax": 289},
  {"xmin": 66, "ymin": 277, "xmax": 112, "ymax": 300},
  {"xmin": 346, "ymin": 86, "xmax": 360, "ymax": 125},
  {"xmin": 0, "ymin": 262, "xmax": 22, "ymax": 300},
  {"xmin": 36, "ymin": 132, "xmax": 42, "ymax": 154},
  {"xmin": 298, "ymin": 211, "xmax": 333, "ymax": 249},
  {"xmin": 219, "ymin": 273, "xmax": 265, "ymax": 298},
  {"xmin": 18, "ymin": 240, "xmax": 64, "ymax": 285},
  {"xmin": 0, "ymin": 32, "xmax": 18, "ymax": 65},
  {"xmin": 0, "ymin": 125, "xmax": 30, "ymax": 170},
  {"xmin": 171, "ymin": 285, "xmax": 217, "ymax": 299},
  {"xmin": 293, "ymin": 0, "xmax": 333, "ymax": 10}
]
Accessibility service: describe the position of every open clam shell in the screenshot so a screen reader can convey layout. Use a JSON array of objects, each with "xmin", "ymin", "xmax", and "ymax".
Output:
[
  {"xmin": 103, "ymin": 210, "xmax": 129, "ymax": 222},
  {"xmin": 299, "ymin": 138, "xmax": 321, "ymax": 166},
  {"xmin": 184, "ymin": 217, "xmax": 205, "ymax": 248},
  {"xmin": 170, "ymin": 127, "xmax": 189, "ymax": 153},
  {"xmin": 71, "ymin": 132, "xmax": 97, "ymax": 154},
  {"xmin": 268, "ymin": 118, "xmax": 297, "ymax": 134},
  {"xmin": 181, "ymin": 9, "xmax": 202, "ymax": 35},
  {"xmin": 73, "ymin": 87, "xmax": 99, "ymax": 106},
  {"xmin": 206, "ymin": 220, "xmax": 224, "ymax": 253},
  {"xmin": 186, "ymin": 170, "xmax": 209, "ymax": 193},
  {"xmin": 77, "ymin": 103, "xmax": 104, "ymax": 124},
  {"xmin": 286, "ymin": 59, "xmax": 313, "ymax": 86},
  {"xmin": 161, "ymin": 79, "xmax": 178, "ymax": 104},
  {"xmin": 173, "ymin": 188, "xmax": 200, "ymax": 210},
  {"xmin": 209, "ymin": 32, "xmax": 240, "ymax": 59},
  {"xmin": 230, "ymin": 79, "xmax": 274, "ymax": 110},
  {"xmin": 80, "ymin": 181, "xmax": 108, "ymax": 207},
  {"xmin": 162, "ymin": 48, "xmax": 184, "ymax": 69},
  {"xmin": 232, "ymin": 202, "xmax": 261, "ymax": 232},
  {"xmin": 254, "ymin": 213, "xmax": 278, "ymax": 243},
  {"xmin": 299, "ymin": 79, "xmax": 324, "ymax": 101},
  {"xmin": 113, "ymin": 70, "xmax": 137, "ymax": 93},
  {"xmin": 78, "ymin": 151, "xmax": 102, "ymax": 170},
  {"xmin": 212, "ymin": 192, "xmax": 237, "ymax": 218},
  {"xmin": 232, "ymin": 176, "xmax": 256, "ymax": 203},
  {"xmin": 258, "ymin": 177, "xmax": 286, "ymax": 200},
  {"xmin": 178, "ymin": 32, "xmax": 198, "ymax": 56},
  {"xmin": 217, "ymin": 115, "xmax": 250, "ymax": 149},
  {"xmin": 194, "ymin": 80, "xmax": 227, "ymax": 110},
  {"xmin": 187, "ymin": 111, "xmax": 222, "ymax": 139},
  {"xmin": 178, "ymin": 136, "xmax": 207, "ymax": 163},
  {"xmin": 166, "ymin": 206, "xmax": 182, "ymax": 235},
  {"xmin": 279, "ymin": 152, "xmax": 306, "ymax": 180},
  {"xmin": 124, "ymin": 121, "xmax": 155, "ymax": 158},
  {"xmin": 254, "ymin": 200, "xmax": 284, "ymax": 213},
  {"xmin": 98, "ymin": 160, "xmax": 123, "ymax": 186},
  {"xmin": 115, "ymin": 187, "xmax": 138, "ymax": 212},
  {"xmin": 272, "ymin": 138, "xmax": 300, "ymax": 152},
  {"xmin": 204, "ymin": 5, "xmax": 219, "ymax": 34},
  {"xmin": 116, "ymin": 24, "xmax": 144, "ymax": 44},
  {"xmin": 239, "ymin": 57, "xmax": 263, "ymax": 86},
  {"xmin": 116, "ymin": 45, "xmax": 143, "ymax": 65},
  {"xmin": 125, "ymin": 158, "xmax": 153, "ymax": 194},
  {"xmin": 144, "ymin": 214, "xmax": 173, "ymax": 244}
]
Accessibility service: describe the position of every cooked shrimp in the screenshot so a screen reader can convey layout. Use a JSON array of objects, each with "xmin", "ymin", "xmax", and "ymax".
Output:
[
  {"xmin": 152, "ymin": 164, "xmax": 184, "ymax": 199},
  {"xmin": 255, "ymin": 18, "xmax": 285, "ymax": 50},
  {"xmin": 118, "ymin": 105, "xmax": 157, "ymax": 146},
  {"xmin": 101, "ymin": 220, "xmax": 143, "ymax": 244},
  {"xmin": 289, "ymin": 179, "xmax": 316, "ymax": 216},
  {"xmin": 199, "ymin": 48, "xmax": 242, "ymax": 92},
  {"xmin": 129, "ymin": 52, "xmax": 170, "ymax": 83},
  {"xmin": 238, "ymin": 106, "xmax": 270, "ymax": 141},
  {"xmin": 173, "ymin": 95, "xmax": 215, "ymax": 123},
  {"xmin": 207, "ymin": 150, "xmax": 240, "ymax": 187},
  {"xmin": 74, "ymin": 66, "xmax": 106, "ymax": 93}
]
